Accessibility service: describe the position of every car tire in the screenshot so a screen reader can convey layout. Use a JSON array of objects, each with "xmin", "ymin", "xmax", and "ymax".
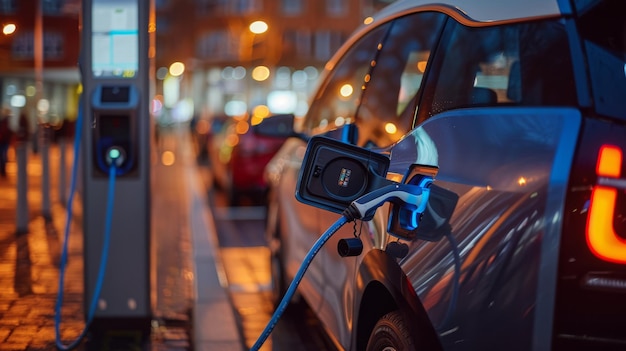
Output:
[{"xmin": 366, "ymin": 310, "xmax": 415, "ymax": 351}]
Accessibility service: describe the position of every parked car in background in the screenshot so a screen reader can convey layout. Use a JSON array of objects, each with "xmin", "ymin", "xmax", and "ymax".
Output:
[
  {"xmin": 208, "ymin": 113, "xmax": 287, "ymax": 206},
  {"xmin": 257, "ymin": 0, "xmax": 626, "ymax": 350}
]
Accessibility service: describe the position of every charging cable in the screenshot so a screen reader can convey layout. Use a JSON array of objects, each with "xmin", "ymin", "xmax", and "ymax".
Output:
[
  {"xmin": 55, "ymin": 100, "xmax": 121, "ymax": 350},
  {"xmin": 250, "ymin": 183, "xmax": 429, "ymax": 351}
]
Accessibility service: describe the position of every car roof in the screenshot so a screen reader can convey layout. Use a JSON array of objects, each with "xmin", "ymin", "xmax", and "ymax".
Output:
[
  {"xmin": 320, "ymin": 0, "xmax": 571, "ymax": 75},
  {"xmin": 372, "ymin": 0, "xmax": 569, "ymax": 25}
]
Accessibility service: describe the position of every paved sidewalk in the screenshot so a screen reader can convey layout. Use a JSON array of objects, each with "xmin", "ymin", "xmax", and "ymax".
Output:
[
  {"xmin": 0, "ymin": 141, "xmax": 87, "ymax": 350},
  {"xmin": 0, "ymin": 128, "xmax": 242, "ymax": 350}
]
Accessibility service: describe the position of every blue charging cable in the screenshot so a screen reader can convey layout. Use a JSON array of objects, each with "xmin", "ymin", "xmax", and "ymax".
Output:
[
  {"xmin": 250, "ymin": 215, "xmax": 348, "ymax": 351},
  {"xmin": 250, "ymin": 183, "xmax": 429, "ymax": 351},
  {"xmin": 54, "ymin": 99, "xmax": 119, "ymax": 350}
]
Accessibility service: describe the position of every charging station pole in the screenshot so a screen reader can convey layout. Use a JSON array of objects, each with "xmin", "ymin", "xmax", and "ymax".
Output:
[{"xmin": 80, "ymin": 0, "xmax": 153, "ymax": 331}]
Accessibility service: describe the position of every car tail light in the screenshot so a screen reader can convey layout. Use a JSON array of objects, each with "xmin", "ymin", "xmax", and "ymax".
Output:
[{"xmin": 586, "ymin": 145, "xmax": 626, "ymax": 264}]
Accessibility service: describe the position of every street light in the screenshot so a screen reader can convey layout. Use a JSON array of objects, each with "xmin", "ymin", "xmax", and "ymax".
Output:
[
  {"xmin": 249, "ymin": 20, "xmax": 268, "ymax": 35},
  {"xmin": 169, "ymin": 61, "xmax": 185, "ymax": 77},
  {"xmin": 2, "ymin": 23, "xmax": 16, "ymax": 35}
]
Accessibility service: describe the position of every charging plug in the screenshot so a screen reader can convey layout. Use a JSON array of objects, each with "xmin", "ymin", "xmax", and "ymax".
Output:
[
  {"xmin": 105, "ymin": 146, "xmax": 126, "ymax": 167},
  {"xmin": 343, "ymin": 183, "xmax": 429, "ymax": 222}
]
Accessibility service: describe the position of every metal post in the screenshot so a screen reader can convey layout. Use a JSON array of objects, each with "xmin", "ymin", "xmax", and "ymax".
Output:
[
  {"xmin": 35, "ymin": 0, "xmax": 51, "ymax": 221},
  {"xmin": 40, "ymin": 126, "xmax": 51, "ymax": 220},
  {"xmin": 58, "ymin": 136, "xmax": 67, "ymax": 206},
  {"xmin": 16, "ymin": 142, "xmax": 28, "ymax": 234}
]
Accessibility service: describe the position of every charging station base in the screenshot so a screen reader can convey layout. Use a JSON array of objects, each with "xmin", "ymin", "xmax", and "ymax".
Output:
[{"xmin": 87, "ymin": 317, "xmax": 152, "ymax": 348}]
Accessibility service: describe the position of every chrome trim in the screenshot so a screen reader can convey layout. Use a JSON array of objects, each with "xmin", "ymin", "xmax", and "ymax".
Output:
[{"xmin": 598, "ymin": 177, "xmax": 626, "ymax": 190}]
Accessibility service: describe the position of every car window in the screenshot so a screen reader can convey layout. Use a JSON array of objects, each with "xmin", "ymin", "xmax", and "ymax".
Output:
[
  {"xmin": 356, "ymin": 12, "xmax": 445, "ymax": 147},
  {"xmin": 576, "ymin": 0, "xmax": 626, "ymax": 120},
  {"xmin": 418, "ymin": 19, "xmax": 577, "ymax": 123},
  {"xmin": 303, "ymin": 23, "xmax": 389, "ymax": 136}
]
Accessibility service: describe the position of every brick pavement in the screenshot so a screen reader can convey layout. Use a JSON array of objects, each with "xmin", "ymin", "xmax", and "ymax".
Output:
[
  {"xmin": 0, "ymin": 134, "xmax": 198, "ymax": 350},
  {"xmin": 0, "ymin": 141, "xmax": 87, "ymax": 350}
]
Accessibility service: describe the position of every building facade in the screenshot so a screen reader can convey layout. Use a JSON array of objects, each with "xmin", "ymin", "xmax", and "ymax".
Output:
[
  {"xmin": 155, "ymin": 0, "xmax": 395, "ymax": 121},
  {"xmin": 0, "ymin": 0, "xmax": 81, "ymax": 131}
]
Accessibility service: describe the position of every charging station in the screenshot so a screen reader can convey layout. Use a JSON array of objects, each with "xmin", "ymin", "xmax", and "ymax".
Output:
[{"xmin": 80, "ymin": 0, "xmax": 153, "ymax": 330}]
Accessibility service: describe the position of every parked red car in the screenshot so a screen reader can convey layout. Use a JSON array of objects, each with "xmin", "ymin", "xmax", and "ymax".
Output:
[{"xmin": 207, "ymin": 114, "xmax": 288, "ymax": 206}]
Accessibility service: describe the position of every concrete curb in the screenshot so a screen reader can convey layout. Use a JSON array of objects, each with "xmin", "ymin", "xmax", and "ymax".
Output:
[{"xmin": 185, "ymin": 154, "xmax": 244, "ymax": 351}]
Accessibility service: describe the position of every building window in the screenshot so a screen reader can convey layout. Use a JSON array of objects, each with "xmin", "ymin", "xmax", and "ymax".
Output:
[
  {"xmin": 11, "ymin": 31, "xmax": 65, "ymax": 60},
  {"xmin": 43, "ymin": 32, "xmax": 64, "ymax": 59},
  {"xmin": 196, "ymin": 0, "xmax": 260, "ymax": 15},
  {"xmin": 232, "ymin": 0, "xmax": 261, "ymax": 14},
  {"xmin": 315, "ymin": 31, "xmax": 330, "ymax": 61},
  {"xmin": 155, "ymin": 0, "xmax": 169, "ymax": 9},
  {"xmin": 197, "ymin": 30, "xmax": 240, "ymax": 61},
  {"xmin": 284, "ymin": 30, "xmax": 312, "ymax": 59},
  {"xmin": 0, "ymin": 0, "xmax": 16, "ymax": 13},
  {"xmin": 296, "ymin": 30, "xmax": 312, "ymax": 58},
  {"xmin": 326, "ymin": 0, "xmax": 347, "ymax": 17},
  {"xmin": 43, "ymin": 0, "xmax": 64, "ymax": 15},
  {"xmin": 282, "ymin": 0, "xmax": 303, "ymax": 16},
  {"xmin": 195, "ymin": 0, "xmax": 228, "ymax": 15},
  {"xmin": 314, "ymin": 30, "xmax": 343, "ymax": 62}
]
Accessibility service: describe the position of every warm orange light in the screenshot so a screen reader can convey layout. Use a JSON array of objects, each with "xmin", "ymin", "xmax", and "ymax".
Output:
[
  {"xmin": 339, "ymin": 84, "xmax": 353, "ymax": 98},
  {"xmin": 586, "ymin": 145, "xmax": 626, "ymax": 264},
  {"xmin": 252, "ymin": 66, "xmax": 270, "ymax": 81},
  {"xmin": 417, "ymin": 61, "xmax": 428, "ymax": 73},
  {"xmin": 235, "ymin": 120, "xmax": 250, "ymax": 134},
  {"xmin": 253, "ymin": 105, "xmax": 270, "ymax": 119},
  {"xmin": 384, "ymin": 122, "xmax": 397, "ymax": 134},
  {"xmin": 225, "ymin": 133, "xmax": 239, "ymax": 147},
  {"xmin": 597, "ymin": 145, "xmax": 622, "ymax": 177},
  {"xmin": 169, "ymin": 62, "xmax": 185, "ymax": 77},
  {"xmin": 161, "ymin": 151, "xmax": 175, "ymax": 166}
]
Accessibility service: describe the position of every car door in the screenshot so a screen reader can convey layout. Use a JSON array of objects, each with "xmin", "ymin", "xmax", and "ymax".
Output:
[
  {"xmin": 389, "ymin": 17, "xmax": 580, "ymax": 350},
  {"xmin": 314, "ymin": 11, "xmax": 447, "ymax": 348},
  {"xmin": 275, "ymin": 21, "xmax": 390, "ymax": 319}
]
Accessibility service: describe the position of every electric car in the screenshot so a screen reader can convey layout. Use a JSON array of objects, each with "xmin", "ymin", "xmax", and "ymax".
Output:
[{"xmin": 257, "ymin": 0, "xmax": 626, "ymax": 349}]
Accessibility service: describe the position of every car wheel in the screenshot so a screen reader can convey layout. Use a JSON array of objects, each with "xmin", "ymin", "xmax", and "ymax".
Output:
[{"xmin": 366, "ymin": 310, "xmax": 415, "ymax": 351}]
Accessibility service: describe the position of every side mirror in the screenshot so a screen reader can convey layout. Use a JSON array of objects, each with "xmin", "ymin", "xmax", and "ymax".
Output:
[{"xmin": 254, "ymin": 113, "xmax": 307, "ymax": 140}]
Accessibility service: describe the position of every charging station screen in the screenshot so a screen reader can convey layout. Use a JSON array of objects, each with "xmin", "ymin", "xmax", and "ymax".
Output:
[{"xmin": 91, "ymin": 0, "xmax": 139, "ymax": 78}]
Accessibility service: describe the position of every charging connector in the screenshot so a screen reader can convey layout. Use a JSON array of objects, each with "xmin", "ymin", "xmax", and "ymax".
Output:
[{"xmin": 342, "ymin": 182, "xmax": 431, "ymax": 222}]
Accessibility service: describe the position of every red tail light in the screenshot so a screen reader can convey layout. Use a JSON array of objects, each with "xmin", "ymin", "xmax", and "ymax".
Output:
[{"xmin": 586, "ymin": 145, "xmax": 626, "ymax": 264}]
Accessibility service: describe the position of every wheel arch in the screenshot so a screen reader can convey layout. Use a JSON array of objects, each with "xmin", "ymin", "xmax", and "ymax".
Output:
[{"xmin": 354, "ymin": 249, "xmax": 442, "ymax": 351}]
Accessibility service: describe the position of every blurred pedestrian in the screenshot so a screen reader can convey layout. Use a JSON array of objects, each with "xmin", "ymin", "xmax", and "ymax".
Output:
[
  {"xmin": 0, "ymin": 108, "xmax": 14, "ymax": 177},
  {"xmin": 16, "ymin": 112, "xmax": 30, "ymax": 144}
]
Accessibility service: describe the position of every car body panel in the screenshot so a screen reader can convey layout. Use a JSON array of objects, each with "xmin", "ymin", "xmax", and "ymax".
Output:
[{"xmin": 393, "ymin": 107, "xmax": 581, "ymax": 350}]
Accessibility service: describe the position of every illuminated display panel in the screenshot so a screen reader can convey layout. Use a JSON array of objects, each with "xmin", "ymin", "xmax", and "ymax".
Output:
[{"xmin": 92, "ymin": 0, "xmax": 139, "ymax": 78}]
